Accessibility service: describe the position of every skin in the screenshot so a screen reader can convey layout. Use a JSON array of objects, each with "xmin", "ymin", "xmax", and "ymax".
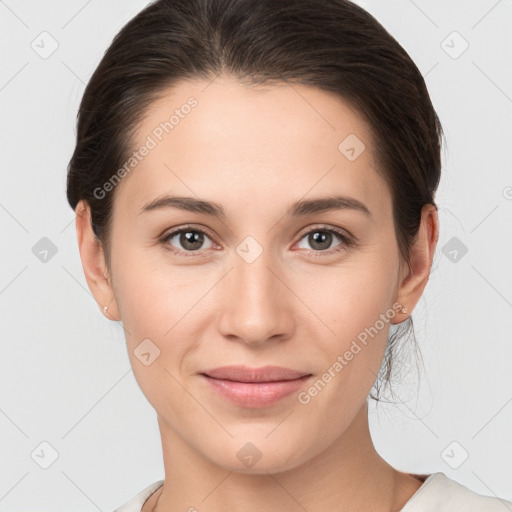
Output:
[{"xmin": 75, "ymin": 75, "xmax": 438, "ymax": 512}]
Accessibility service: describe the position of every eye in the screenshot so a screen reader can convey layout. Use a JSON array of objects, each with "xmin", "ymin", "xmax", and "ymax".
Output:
[
  {"xmin": 159, "ymin": 226, "xmax": 216, "ymax": 255},
  {"xmin": 159, "ymin": 224, "xmax": 354, "ymax": 257},
  {"xmin": 295, "ymin": 226, "xmax": 353, "ymax": 256}
]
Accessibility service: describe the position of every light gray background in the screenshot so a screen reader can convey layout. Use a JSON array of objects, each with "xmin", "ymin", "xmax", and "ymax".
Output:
[{"xmin": 1, "ymin": 0, "xmax": 511, "ymax": 510}]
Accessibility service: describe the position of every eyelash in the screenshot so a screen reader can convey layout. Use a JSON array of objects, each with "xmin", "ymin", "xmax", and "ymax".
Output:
[{"xmin": 158, "ymin": 224, "xmax": 355, "ymax": 258}]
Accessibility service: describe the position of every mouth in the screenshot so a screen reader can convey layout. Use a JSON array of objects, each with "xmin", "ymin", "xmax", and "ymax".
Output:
[
  {"xmin": 199, "ymin": 366, "xmax": 313, "ymax": 408},
  {"xmin": 201, "ymin": 365, "xmax": 311, "ymax": 382}
]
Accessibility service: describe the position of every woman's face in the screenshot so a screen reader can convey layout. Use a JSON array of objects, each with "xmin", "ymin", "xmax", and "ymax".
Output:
[{"xmin": 97, "ymin": 76, "xmax": 414, "ymax": 472}]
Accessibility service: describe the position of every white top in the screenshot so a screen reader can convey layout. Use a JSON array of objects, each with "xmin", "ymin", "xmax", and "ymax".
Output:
[{"xmin": 113, "ymin": 473, "xmax": 512, "ymax": 511}]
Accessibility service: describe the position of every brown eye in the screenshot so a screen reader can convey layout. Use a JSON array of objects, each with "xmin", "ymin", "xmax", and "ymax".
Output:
[
  {"xmin": 296, "ymin": 227, "xmax": 353, "ymax": 255},
  {"xmin": 161, "ymin": 228, "xmax": 214, "ymax": 253}
]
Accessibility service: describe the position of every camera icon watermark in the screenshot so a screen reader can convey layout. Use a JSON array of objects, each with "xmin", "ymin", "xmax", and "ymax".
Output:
[
  {"xmin": 32, "ymin": 237, "xmax": 58, "ymax": 263},
  {"xmin": 236, "ymin": 236, "xmax": 263, "ymax": 264},
  {"xmin": 31, "ymin": 441, "xmax": 59, "ymax": 469},
  {"xmin": 441, "ymin": 31, "xmax": 469, "ymax": 60},
  {"xmin": 134, "ymin": 338, "xmax": 161, "ymax": 366},
  {"xmin": 237, "ymin": 442, "xmax": 263, "ymax": 468},
  {"xmin": 30, "ymin": 31, "xmax": 59, "ymax": 59},
  {"xmin": 441, "ymin": 236, "xmax": 468, "ymax": 263},
  {"xmin": 338, "ymin": 134, "xmax": 366, "ymax": 161},
  {"xmin": 441, "ymin": 441, "xmax": 469, "ymax": 469}
]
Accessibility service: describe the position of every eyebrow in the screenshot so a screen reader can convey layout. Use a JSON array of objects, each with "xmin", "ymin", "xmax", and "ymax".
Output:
[{"xmin": 138, "ymin": 194, "xmax": 372, "ymax": 219}]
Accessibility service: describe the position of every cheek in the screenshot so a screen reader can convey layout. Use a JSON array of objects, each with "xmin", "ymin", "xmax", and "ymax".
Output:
[
  {"xmin": 113, "ymin": 247, "xmax": 202, "ymax": 334},
  {"xmin": 113, "ymin": 263, "xmax": 200, "ymax": 413},
  {"xmin": 317, "ymin": 259, "xmax": 397, "ymax": 336},
  {"xmin": 112, "ymin": 252, "xmax": 216, "ymax": 384},
  {"xmin": 311, "ymin": 256, "xmax": 398, "ymax": 386},
  {"xmin": 302, "ymin": 275, "xmax": 395, "ymax": 426}
]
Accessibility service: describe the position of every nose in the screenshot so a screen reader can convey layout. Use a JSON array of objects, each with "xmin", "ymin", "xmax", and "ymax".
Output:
[{"xmin": 218, "ymin": 249, "xmax": 295, "ymax": 346}]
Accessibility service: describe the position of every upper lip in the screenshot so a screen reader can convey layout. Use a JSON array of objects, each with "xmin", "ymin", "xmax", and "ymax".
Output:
[{"xmin": 201, "ymin": 365, "xmax": 311, "ymax": 383}]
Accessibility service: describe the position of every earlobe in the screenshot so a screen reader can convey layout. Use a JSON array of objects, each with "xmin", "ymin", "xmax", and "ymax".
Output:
[
  {"xmin": 75, "ymin": 200, "xmax": 121, "ymax": 321},
  {"xmin": 391, "ymin": 204, "xmax": 439, "ymax": 324}
]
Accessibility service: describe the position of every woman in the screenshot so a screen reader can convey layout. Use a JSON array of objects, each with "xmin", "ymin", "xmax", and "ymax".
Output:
[{"xmin": 66, "ymin": 0, "xmax": 512, "ymax": 510}]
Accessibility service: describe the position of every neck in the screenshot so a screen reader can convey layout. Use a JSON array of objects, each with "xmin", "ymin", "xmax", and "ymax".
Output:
[{"xmin": 145, "ymin": 402, "xmax": 421, "ymax": 512}]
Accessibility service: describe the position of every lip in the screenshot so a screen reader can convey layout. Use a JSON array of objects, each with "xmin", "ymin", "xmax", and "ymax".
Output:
[
  {"xmin": 202, "ymin": 365, "xmax": 310, "ymax": 382},
  {"xmin": 200, "ymin": 366, "xmax": 313, "ymax": 408}
]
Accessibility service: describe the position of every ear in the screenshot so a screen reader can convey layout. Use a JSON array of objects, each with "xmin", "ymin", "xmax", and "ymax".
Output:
[
  {"xmin": 75, "ymin": 200, "xmax": 121, "ymax": 321},
  {"xmin": 391, "ymin": 204, "xmax": 439, "ymax": 324}
]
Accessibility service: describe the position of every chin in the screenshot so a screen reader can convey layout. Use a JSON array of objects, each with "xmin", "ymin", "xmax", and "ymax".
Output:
[{"xmin": 200, "ymin": 434, "xmax": 311, "ymax": 475}]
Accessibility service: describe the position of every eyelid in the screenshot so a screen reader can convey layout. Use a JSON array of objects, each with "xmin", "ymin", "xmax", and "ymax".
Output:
[{"xmin": 295, "ymin": 223, "xmax": 353, "ymax": 242}]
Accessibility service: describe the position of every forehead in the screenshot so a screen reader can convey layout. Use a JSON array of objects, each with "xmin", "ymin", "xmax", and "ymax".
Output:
[{"xmin": 114, "ymin": 75, "xmax": 392, "ymax": 224}]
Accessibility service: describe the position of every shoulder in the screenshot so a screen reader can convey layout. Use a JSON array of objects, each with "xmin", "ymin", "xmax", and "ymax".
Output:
[
  {"xmin": 401, "ymin": 472, "xmax": 512, "ymax": 511},
  {"xmin": 112, "ymin": 480, "xmax": 164, "ymax": 512}
]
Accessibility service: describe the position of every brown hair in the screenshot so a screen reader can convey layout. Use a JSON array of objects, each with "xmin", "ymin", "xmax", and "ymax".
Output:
[{"xmin": 66, "ymin": 0, "xmax": 444, "ymax": 401}]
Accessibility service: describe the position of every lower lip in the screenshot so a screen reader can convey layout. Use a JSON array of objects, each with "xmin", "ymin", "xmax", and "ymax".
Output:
[{"xmin": 201, "ymin": 374, "xmax": 312, "ymax": 408}]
